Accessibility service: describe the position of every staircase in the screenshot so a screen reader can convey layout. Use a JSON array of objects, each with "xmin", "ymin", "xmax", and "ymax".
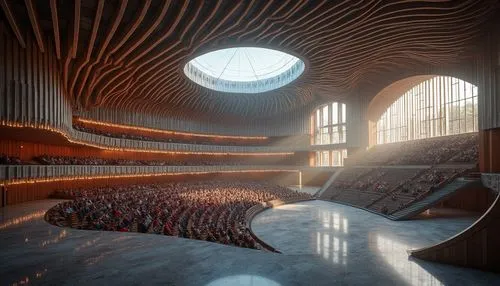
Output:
[
  {"xmin": 315, "ymin": 169, "xmax": 343, "ymax": 197},
  {"xmin": 391, "ymin": 178, "xmax": 478, "ymax": 220},
  {"xmin": 365, "ymin": 168, "xmax": 429, "ymax": 209}
]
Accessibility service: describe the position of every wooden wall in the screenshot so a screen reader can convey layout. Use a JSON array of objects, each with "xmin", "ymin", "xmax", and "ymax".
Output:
[
  {"xmin": 441, "ymin": 184, "xmax": 496, "ymax": 212},
  {"xmin": 410, "ymin": 174, "xmax": 500, "ymax": 272},
  {"xmin": 479, "ymin": 128, "xmax": 500, "ymax": 173}
]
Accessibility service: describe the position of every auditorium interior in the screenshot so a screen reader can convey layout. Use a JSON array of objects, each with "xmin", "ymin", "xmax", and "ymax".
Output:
[{"xmin": 1, "ymin": 1, "xmax": 500, "ymax": 285}]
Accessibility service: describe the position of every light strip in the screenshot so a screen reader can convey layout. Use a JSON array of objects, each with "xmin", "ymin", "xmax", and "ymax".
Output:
[
  {"xmin": 0, "ymin": 210, "xmax": 46, "ymax": 230},
  {"xmin": 75, "ymin": 118, "xmax": 268, "ymax": 140},
  {"xmin": 0, "ymin": 121, "xmax": 292, "ymax": 156},
  {"xmin": 0, "ymin": 169, "xmax": 300, "ymax": 186}
]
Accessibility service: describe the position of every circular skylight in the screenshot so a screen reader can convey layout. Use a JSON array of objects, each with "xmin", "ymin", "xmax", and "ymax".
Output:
[{"xmin": 184, "ymin": 47, "xmax": 305, "ymax": 93}]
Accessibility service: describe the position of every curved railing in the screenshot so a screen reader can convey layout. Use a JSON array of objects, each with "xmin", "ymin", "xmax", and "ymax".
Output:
[
  {"xmin": 408, "ymin": 173, "xmax": 500, "ymax": 272},
  {"xmin": 69, "ymin": 129, "xmax": 308, "ymax": 153},
  {"xmin": 0, "ymin": 165, "xmax": 300, "ymax": 183},
  {"xmin": 3, "ymin": 120, "xmax": 310, "ymax": 153}
]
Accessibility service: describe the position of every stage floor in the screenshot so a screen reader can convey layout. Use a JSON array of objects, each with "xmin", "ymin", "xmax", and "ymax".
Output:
[{"xmin": 1, "ymin": 200, "xmax": 499, "ymax": 285}]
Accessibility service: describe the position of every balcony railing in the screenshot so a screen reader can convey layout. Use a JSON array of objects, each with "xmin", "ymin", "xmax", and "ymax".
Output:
[
  {"xmin": 0, "ymin": 165, "xmax": 305, "ymax": 182},
  {"xmin": 68, "ymin": 129, "xmax": 310, "ymax": 153},
  {"xmin": 0, "ymin": 165, "xmax": 341, "ymax": 182}
]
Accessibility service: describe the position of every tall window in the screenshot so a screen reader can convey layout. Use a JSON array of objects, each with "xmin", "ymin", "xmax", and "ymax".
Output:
[
  {"xmin": 315, "ymin": 149, "xmax": 348, "ymax": 167},
  {"xmin": 312, "ymin": 102, "xmax": 347, "ymax": 145},
  {"xmin": 376, "ymin": 76, "xmax": 478, "ymax": 144}
]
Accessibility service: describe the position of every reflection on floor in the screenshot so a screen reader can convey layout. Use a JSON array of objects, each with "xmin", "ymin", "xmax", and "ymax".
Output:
[
  {"xmin": 252, "ymin": 200, "xmax": 500, "ymax": 286},
  {"xmin": 1, "ymin": 199, "xmax": 499, "ymax": 286}
]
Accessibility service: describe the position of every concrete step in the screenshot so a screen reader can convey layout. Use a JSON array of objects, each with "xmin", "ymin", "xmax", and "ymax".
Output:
[{"xmin": 392, "ymin": 178, "xmax": 473, "ymax": 220}]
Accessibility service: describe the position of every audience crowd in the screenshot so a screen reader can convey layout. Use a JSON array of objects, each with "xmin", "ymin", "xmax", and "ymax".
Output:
[
  {"xmin": 12, "ymin": 132, "xmax": 481, "ymax": 221},
  {"xmin": 387, "ymin": 168, "xmax": 464, "ymax": 211},
  {"xmin": 448, "ymin": 144, "xmax": 479, "ymax": 163},
  {"xmin": 0, "ymin": 154, "xmax": 22, "ymax": 165},
  {"xmin": 46, "ymin": 181, "xmax": 311, "ymax": 250},
  {"xmin": 323, "ymin": 166, "xmax": 466, "ymax": 215},
  {"xmin": 347, "ymin": 133, "xmax": 479, "ymax": 166},
  {"xmin": 321, "ymin": 133, "xmax": 479, "ymax": 215}
]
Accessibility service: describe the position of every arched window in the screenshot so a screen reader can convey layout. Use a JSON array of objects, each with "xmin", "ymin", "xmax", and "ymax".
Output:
[{"xmin": 376, "ymin": 76, "xmax": 478, "ymax": 144}]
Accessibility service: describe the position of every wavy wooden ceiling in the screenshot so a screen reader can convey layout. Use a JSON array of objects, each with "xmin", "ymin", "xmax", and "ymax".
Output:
[{"xmin": 1, "ymin": 0, "xmax": 498, "ymax": 122}]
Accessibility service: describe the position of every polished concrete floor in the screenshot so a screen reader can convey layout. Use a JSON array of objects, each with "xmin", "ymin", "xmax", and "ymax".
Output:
[
  {"xmin": 252, "ymin": 200, "xmax": 500, "ymax": 285},
  {"xmin": 1, "ymin": 200, "xmax": 499, "ymax": 286}
]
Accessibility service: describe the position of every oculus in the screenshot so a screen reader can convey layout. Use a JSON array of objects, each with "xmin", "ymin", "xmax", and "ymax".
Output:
[{"xmin": 184, "ymin": 47, "xmax": 304, "ymax": 93}]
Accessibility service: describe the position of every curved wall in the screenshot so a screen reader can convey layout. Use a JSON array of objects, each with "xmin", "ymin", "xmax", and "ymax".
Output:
[
  {"xmin": 0, "ymin": 28, "xmax": 312, "ymax": 153},
  {"xmin": 367, "ymin": 75, "xmax": 436, "ymax": 122},
  {"xmin": 0, "ymin": 28, "xmax": 311, "ymax": 206},
  {"xmin": 0, "ymin": 23, "xmax": 311, "ymax": 143},
  {"xmin": 367, "ymin": 16, "xmax": 499, "ymax": 134},
  {"xmin": 409, "ymin": 174, "xmax": 500, "ymax": 272},
  {"xmin": 76, "ymin": 106, "xmax": 312, "ymax": 137}
]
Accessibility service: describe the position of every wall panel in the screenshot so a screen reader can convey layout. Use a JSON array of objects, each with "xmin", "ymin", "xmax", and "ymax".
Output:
[
  {"xmin": 77, "ymin": 105, "xmax": 313, "ymax": 137},
  {"xmin": 346, "ymin": 95, "xmax": 371, "ymax": 149},
  {"xmin": 0, "ymin": 29, "xmax": 73, "ymax": 132},
  {"xmin": 477, "ymin": 19, "xmax": 500, "ymax": 131}
]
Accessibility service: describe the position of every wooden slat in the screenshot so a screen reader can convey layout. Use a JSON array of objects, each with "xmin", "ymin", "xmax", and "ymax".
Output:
[
  {"xmin": 24, "ymin": 0, "xmax": 45, "ymax": 53},
  {"xmin": 72, "ymin": 0, "xmax": 81, "ymax": 59},
  {"xmin": 50, "ymin": 0, "xmax": 61, "ymax": 59},
  {"xmin": 70, "ymin": 0, "xmax": 105, "ymax": 102},
  {"xmin": 0, "ymin": 0, "xmax": 497, "ymax": 123},
  {"xmin": 0, "ymin": 0, "xmax": 26, "ymax": 48}
]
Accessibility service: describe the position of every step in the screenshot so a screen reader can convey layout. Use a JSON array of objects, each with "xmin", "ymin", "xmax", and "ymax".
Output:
[{"xmin": 392, "ymin": 179, "xmax": 472, "ymax": 219}]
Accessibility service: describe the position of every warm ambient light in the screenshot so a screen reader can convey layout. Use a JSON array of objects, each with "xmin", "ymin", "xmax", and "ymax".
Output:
[
  {"xmin": 1, "ymin": 121, "xmax": 292, "ymax": 156},
  {"xmin": 0, "ymin": 169, "xmax": 300, "ymax": 186},
  {"xmin": 0, "ymin": 210, "xmax": 46, "ymax": 230},
  {"xmin": 184, "ymin": 47, "xmax": 305, "ymax": 93},
  {"xmin": 75, "ymin": 118, "xmax": 268, "ymax": 140}
]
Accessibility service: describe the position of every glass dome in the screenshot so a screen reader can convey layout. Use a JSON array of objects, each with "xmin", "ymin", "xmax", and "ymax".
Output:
[{"xmin": 184, "ymin": 47, "xmax": 305, "ymax": 93}]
